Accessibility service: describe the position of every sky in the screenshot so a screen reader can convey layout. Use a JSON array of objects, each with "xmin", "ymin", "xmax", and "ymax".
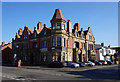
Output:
[{"xmin": 2, "ymin": 2, "xmax": 118, "ymax": 47}]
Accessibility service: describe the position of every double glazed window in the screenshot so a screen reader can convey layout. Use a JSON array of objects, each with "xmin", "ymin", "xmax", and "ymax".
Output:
[
  {"xmin": 88, "ymin": 44, "xmax": 93, "ymax": 50},
  {"xmin": 62, "ymin": 52, "xmax": 65, "ymax": 62},
  {"xmin": 62, "ymin": 38, "xmax": 65, "ymax": 47},
  {"xmin": 81, "ymin": 34, "xmax": 84, "ymax": 38},
  {"xmin": 57, "ymin": 23, "xmax": 61, "ymax": 29},
  {"xmin": 62, "ymin": 24, "xmax": 65, "ymax": 30},
  {"xmin": 89, "ymin": 35, "xmax": 92, "ymax": 40},
  {"xmin": 23, "ymin": 35, "xmax": 27, "ymax": 39},
  {"xmin": 81, "ymin": 42, "xmax": 85, "ymax": 50},
  {"xmin": 57, "ymin": 37, "xmax": 61, "ymax": 46},
  {"xmin": 53, "ymin": 24, "xmax": 55, "ymax": 29},
  {"xmin": 44, "ymin": 30, "xmax": 46, "ymax": 35},
  {"xmin": 52, "ymin": 38, "xmax": 55, "ymax": 47},
  {"xmin": 34, "ymin": 33, "xmax": 36, "ymax": 37},
  {"xmin": 42, "ymin": 40, "xmax": 47, "ymax": 48}
]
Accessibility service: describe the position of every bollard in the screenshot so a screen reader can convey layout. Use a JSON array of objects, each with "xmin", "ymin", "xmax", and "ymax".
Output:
[{"xmin": 18, "ymin": 60, "xmax": 21, "ymax": 67}]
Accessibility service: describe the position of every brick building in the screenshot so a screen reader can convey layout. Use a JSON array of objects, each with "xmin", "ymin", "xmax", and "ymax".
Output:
[
  {"xmin": 1, "ymin": 42, "xmax": 12, "ymax": 63},
  {"xmin": 12, "ymin": 9, "xmax": 96, "ymax": 65}
]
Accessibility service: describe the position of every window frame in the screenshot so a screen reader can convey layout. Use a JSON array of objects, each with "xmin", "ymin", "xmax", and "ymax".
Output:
[
  {"xmin": 57, "ymin": 23, "xmax": 61, "ymax": 29},
  {"xmin": 52, "ymin": 37, "xmax": 55, "ymax": 47},
  {"xmin": 57, "ymin": 37, "xmax": 61, "ymax": 46}
]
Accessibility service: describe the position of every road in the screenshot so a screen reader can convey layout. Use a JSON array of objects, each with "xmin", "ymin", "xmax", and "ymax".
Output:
[{"xmin": 1, "ymin": 64, "xmax": 120, "ymax": 81}]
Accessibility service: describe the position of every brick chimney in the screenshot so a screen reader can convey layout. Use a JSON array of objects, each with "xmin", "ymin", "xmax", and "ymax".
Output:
[
  {"xmin": 108, "ymin": 45, "xmax": 111, "ymax": 48},
  {"xmin": 37, "ymin": 21, "xmax": 43, "ymax": 32},
  {"xmin": 2, "ymin": 42, "xmax": 5, "ymax": 46},
  {"xmin": 74, "ymin": 23, "xmax": 80, "ymax": 31},
  {"xmin": 18, "ymin": 28, "xmax": 23, "ymax": 35},
  {"xmin": 67, "ymin": 20, "xmax": 72, "ymax": 33},
  {"xmin": 101, "ymin": 43, "xmax": 104, "ymax": 47}
]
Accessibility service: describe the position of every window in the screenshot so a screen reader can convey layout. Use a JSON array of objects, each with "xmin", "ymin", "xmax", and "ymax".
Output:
[
  {"xmin": 34, "ymin": 33, "xmax": 36, "ymax": 37},
  {"xmin": 57, "ymin": 23, "xmax": 61, "ymax": 29},
  {"xmin": 42, "ymin": 40, "xmax": 47, "ymax": 48},
  {"xmin": 74, "ymin": 42, "xmax": 79, "ymax": 48},
  {"xmin": 23, "ymin": 35, "xmax": 27, "ymax": 39},
  {"xmin": 16, "ymin": 45, "xmax": 19, "ymax": 48},
  {"xmin": 62, "ymin": 24, "xmax": 65, "ymax": 30},
  {"xmin": 62, "ymin": 38, "xmax": 65, "ymax": 47},
  {"xmin": 74, "ymin": 43, "xmax": 76, "ymax": 48},
  {"xmin": 89, "ymin": 35, "xmax": 92, "ymax": 40},
  {"xmin": 75, "ymin": 32, "xmax": 78, "ymax": 37},
  {"xmin": 52, "ymin": 38, "xmax": 55, "ymax": 47},
  {"xmin": 81, "ymin": 34, "xmax": 84, "ymax": 38},
  {"xmin": 62, "ymin": 52, "xmax": 65, "ymax": 62},
  {"xmin": 57, "ymin": 37, "xmax": 61, "ymax": 46},
  {"xmin": 81, "ymin": 42, "xmax": 85, "ymax": 50},
  {"xmin": 53, "ymin": 24, "xmax": 55, "ymax": 29},
  {"xmin": 44, "ymin": 30, "xmax": 46, "ymax": 35},
  {"xmin": 88, "ymin": 44, "xmax": 93, "ymax": 50},
  {"xmin": 33, "ymin": 42, "xmax": 37, "ymax": 48},
  {"xmin": 43, "ymin": 40, "xmax": 47, "ymax": 48}
]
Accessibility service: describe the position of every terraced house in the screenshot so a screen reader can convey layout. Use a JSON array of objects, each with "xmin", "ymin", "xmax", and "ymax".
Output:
[{"xmin": 12, "ymin": 9, "xmax": 96, "ymax": 65}]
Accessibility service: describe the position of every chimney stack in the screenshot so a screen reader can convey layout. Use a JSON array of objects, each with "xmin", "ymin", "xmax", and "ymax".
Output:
[
  {"xmin": 37, "ymin": 21, "xmax": 43, "ymax": 32},
  {"xmin": 67, "ymin": 20, "xmax": 72, "ymax": 33},
  {"xmin": 101, "ymin": 43, "xmax": 104, "ymax": 47},
  {"xmin": 74, "ymin": 23, "xmax": 80, "ymax": 31},
  {"xmin": 18, "ymin": 28, "xmax": 23, "ymax": 35},
  {"xmin": 108, "ymin": 45, "xmax": 111, "ymax": 48},
  {"xmin": 2, "ymin": 42, "xmax": 5, "ymax": 46}
]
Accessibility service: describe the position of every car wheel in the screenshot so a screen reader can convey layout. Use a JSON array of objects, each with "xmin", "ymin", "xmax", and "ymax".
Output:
[{"xmin": 71, "ymin": 65, "xmax": 75, "ymax": 68}]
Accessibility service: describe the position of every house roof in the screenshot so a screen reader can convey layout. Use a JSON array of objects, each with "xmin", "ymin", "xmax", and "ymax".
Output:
[
  {"xmin": 1, "ymin": 43, "xmax": 12, "ymax": 50},
  {"xmin": 51, "ymin": 9, "xmax": 65, "ymax": 21}
]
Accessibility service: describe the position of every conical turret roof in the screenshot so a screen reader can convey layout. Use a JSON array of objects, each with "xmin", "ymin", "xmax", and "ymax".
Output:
[{"xmin": 51, "ymin": 9, "xmax": 65, "ymax": 22}]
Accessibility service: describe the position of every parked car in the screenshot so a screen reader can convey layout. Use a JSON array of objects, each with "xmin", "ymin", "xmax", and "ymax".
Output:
[
  {"xmin": 65, "ymin": 61, "xmax": 79, "ymax": 68},
  {"xmin": 106, "ymin": 60, "xmax": 112, "ymax": 65},
  {"xmin": 48, "ymin": 61, "xmax": 64, "ymax": 68},
  {"xmin": 91, "ymin": 60, "xmax": 102, "ymax": 65},
  {"xmin": 85, "ymin": 61, "xmax": 95, "ymax": 66},
  {"xmin": 98, "ymin": 60, "xmax": 107, "ymax": 65},
  {"xmin": 76, "ymin": 62, "xmax": 86, "ymax": 67}
]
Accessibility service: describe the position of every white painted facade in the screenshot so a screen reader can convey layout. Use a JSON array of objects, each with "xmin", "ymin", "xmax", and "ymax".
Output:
[{"xmin": 99, "ymin": 47, "xmax": 116, "ymax": 61}]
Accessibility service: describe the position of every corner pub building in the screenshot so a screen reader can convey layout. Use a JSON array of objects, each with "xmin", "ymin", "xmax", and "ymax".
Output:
[{"xmin": 12, "ymin": 9, "xmax": 96, "ymax": 65}]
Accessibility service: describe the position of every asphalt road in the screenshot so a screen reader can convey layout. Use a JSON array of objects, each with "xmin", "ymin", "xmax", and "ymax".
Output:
[{"xmin": 1, "ymin": 64, "xmax": 120, "ymax": 81}]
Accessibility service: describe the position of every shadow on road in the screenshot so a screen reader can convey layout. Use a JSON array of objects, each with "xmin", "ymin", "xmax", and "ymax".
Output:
[{"xmin": 58, "ymin": 68, "xmax": 120, "ymax": 80}]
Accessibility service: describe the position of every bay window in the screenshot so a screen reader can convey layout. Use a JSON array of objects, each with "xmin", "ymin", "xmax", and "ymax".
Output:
[
  {"xmin": 62, "ymin": 38, "xmax": 65, "ymax": 47},
  {"xmin": 52, "ymin": 38, "xmax": 55, "ymax": 47},
  {"xmin": 57, "ymin": 37, "xmax": 61, "ymax": 46}
]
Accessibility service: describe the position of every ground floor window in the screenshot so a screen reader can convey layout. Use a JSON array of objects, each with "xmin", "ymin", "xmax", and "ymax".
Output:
[{"xmin": 62, "ymin": 52, "xmax": 65, "ymax": 62}]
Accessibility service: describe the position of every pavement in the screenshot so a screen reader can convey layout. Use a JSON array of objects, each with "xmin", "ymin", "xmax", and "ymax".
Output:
[{"xmin": 1, "ymin": 64, "xmax": 120, "ymax": 81}]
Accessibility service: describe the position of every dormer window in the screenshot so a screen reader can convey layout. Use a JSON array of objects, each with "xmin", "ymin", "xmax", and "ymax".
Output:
[
  {"xmin": 75, "ymin": 32, "xmax": 78, "ymax": 37},
  {"xmin": 81, "ymin": 34, "xmax": 84, "ymax": 38},
  {"xmin": 53, "ymin": 24, "xmax": 55, "ymax": 29},
  {"xmin": 23, "ymin": 35, "xmax": 27, "ymax": 39},
  {"xmin": 62, "ymin": 24, "xmax": 65, "ymax": 30},
  {"xmin": 57, "ymin": 23, "xmax": 61, "ymax": 29},
  {"xmin": 34, "ymin": 33, "xmax": 36, "ymax": 37},
  {"xmin": 44, "ymin": 30, "xmax": 46, "ymax": 35},
  {"xmin": 89, "ymin": 35, "xmax": 92, "ymax": 40}
]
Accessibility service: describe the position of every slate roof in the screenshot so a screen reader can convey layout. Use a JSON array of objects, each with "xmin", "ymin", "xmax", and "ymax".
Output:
[{"xmin": 51, "ymin": 9, "xmax": 65, "ymax": 21}]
